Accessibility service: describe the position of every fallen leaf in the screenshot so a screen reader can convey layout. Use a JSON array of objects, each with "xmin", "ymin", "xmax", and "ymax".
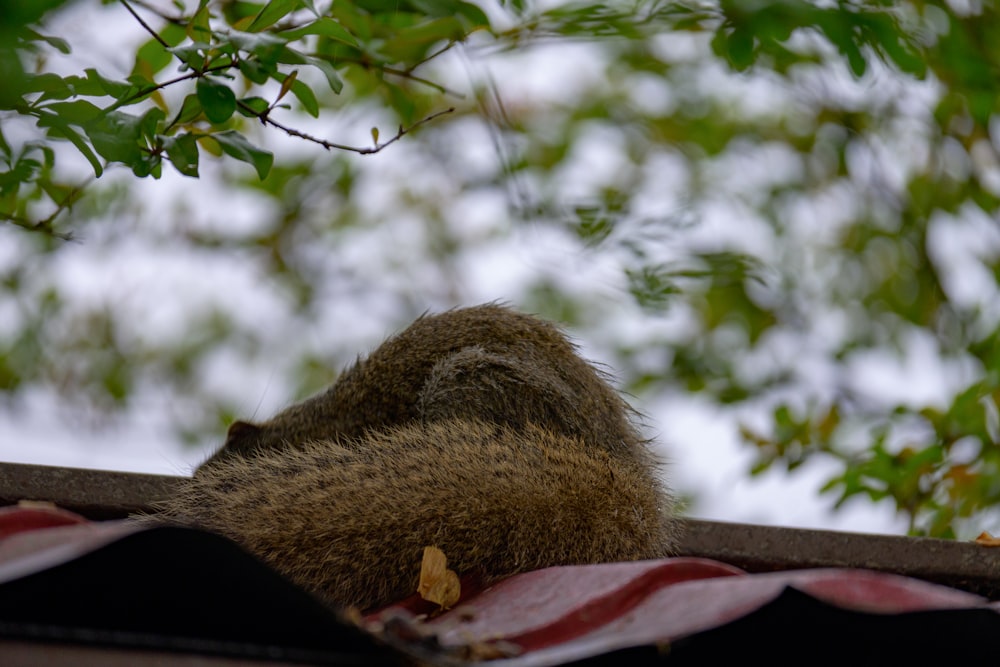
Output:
[
  {"xmin": 417, "ymin": 545, "xmax": 461, "ymax": 609},
  {"xmin": 17, "ymin": 500, "xmax": 57, "ymax": 509},
  {"xmin": 974, "ymin": 531, "xmax": 1000, "ymax": 547}
]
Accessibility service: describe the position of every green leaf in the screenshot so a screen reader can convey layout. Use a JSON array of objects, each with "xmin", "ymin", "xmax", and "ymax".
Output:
[
  {"xmin": 189, "ymin": 3, "xmax": 212, "ymax": 41},
  {"xmin": 22, "ymin": 73, "xmax": 72, "ymax": 99},
  {"xmin": 2, "ymin": 1, "xmax": 72, "ymax": 33},
  {"xmin": 169, "ymin": 42, "xmax": 212, "ymax": 71},
  {"xmin": 76, "ymin": 106, "xmax": 164, "ymax": 178},
  {"xmin": 24, "ymin": 29, "xmax": 71, "ymax": 54},
  {"xmin": 238, "ymin": 58, "xmax": 274, "ymax": 85},
  {"xmin": 58, "ymin": 74, "xmax": 104, "ymax": 98},
  {"xmin": 37, "ymin": 115, "xmax": 103, "ymax": 176},
  {"xmin": 160, "ymin": 23, "xmax": 188, "ymax": 47},
  {"xmin": 126, "ymin": 74, "xmax": 155, "ymax": 90},
  {"xmin": 247, "ymin": 0, "xmax": 302, "ymax": 32},
  {"xmin": 237, "ymin": 96, "xmax": 270, "ymax": 117},
  {"xmin": 306, "ymin": 56, "xmax": 344, "ymax": 94},
  {"xmin": 384, "ymin": 82, "xmax": 416, "ymax": 123},
  {"xmin": 573, "ymin": 205, "xmax": 614, "ymax": 245},
  {"xmin": 352, "ymin": 0, "xmax": 410, "ymax": 13},
  {"xmin": 23, "ymin": 140, "xmax": 56, "ymax": 170},
  {"xmin": 452, "ymin": 1, "xmax": 489, "ymax": 28},
  {"xmin": 84, "ymin": 68, "xmax": 135, "ymax": 99},
  {"xmin": 408, "ymin": 0, "xmax": 489, "ymax": 26},
  {"xmin": 289, "ymin": 78, "xmax": 320, "ymax": 117},
  {"xmin": 170, "ymin": 94, "xmax": 204, "ymax": 127},
  {"xmin": 715, "ymin": 25, "xmax": 755, "ymax": 71},
  {"xmin": 85, "ymin": 111, "xmax": 143, "ymax": 164},
  {"xmin": 276, "ymin": 46, "xmax": 307, "ymax": 65},
  {"xmin": 0, "ymin": 158, "xmax": 41, "ymax": 195},
  {"xmin": 815, "ymin": 10, "xmax": 868, "ymax": 77},
  {"xmin": 226, "ymin": 31, "xmax": 288, "ymax": 66},
  {"xmin": 380, "ymin": 18, "xmax": 467, "ymax": 62},
  {"xmin": 38, "ymin": 100, "xmax": 103, "ymax": 124},
  {"xmin": 280, "ymin": 17, "xmax": 359, "ymax": 45},
  {"xmin": 196, "ymin": 78, "xmax": 237, "ymax": 124},
  {"xmin": 211, "ymin": 130, "xmax": 273, "ymax": 178},
  {"xmin": 864, "ymin": 12, "xmax": 926, "ymax": 77},
  {"xmin": 130, "ymin": 152, "xmax": 161, "ymax": 178},
  {"xmin": 163, "ymin": 133, "xmax": 200, "ymax": 177},
  {"xmin": 139, "ymin": 107, "xmax": 166, "ymax": 138},
  {"xmin": 626, "ymin": 265, "xmax": 681, "ymax": 312},
  {"xmin": 134, "ymin": 37, "xmax": 174, "ymax": 78}
]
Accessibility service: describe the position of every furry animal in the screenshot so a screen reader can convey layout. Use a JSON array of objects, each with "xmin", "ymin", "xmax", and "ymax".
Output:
[{"xmin": 153, "ymin": 304, "xmax": 676, "ymax": 611}]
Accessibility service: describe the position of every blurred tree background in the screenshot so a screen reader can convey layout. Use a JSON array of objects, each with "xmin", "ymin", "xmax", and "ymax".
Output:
[{"xmin": 2, "ymin": 0, "xmax": 1000, "ymax": 538}]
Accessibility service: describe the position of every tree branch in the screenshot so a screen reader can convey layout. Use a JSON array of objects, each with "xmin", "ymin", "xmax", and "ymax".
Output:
[
  {"xmin": 323, "ymin": 54, "xmax": 465, "ymax": 98},
  {"xmin": 406, "ymin": 41, "xmax": 458, "ymax": 73},
  {"xmin": 0, "ymin": 177, "xmax": 92, "ymax": 242},
  {"xmin": 120, "ymin": 0, "xmax": 170, "ymax": 48},
  {"xmin": 1, "ymin": 214, "xmax": 76, "ymax": 242},
  {"xmin": 380, "ymin": 66, "xmax": 465, "ymax": 98},
  {"xmin": 128, "ymin": 0, "xmax": 186, "ymax": 26},
  {"xmin": 117, "ymin": 0, "xmax": 455, "ymax": 158},
  {"xmin": 249, "ymin": 105, "xmax": 456, "ymax": 154}
]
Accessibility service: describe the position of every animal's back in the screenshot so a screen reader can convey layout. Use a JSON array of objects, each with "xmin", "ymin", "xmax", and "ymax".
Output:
[{"xmin": 153, "ymin": 304, "xmax": 677, "ymax": 610}]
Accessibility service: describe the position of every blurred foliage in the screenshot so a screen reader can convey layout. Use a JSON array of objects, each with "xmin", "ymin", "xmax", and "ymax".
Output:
[{"xmin": 3, "ymin": 0, "xmax": 1000, "ymax": 537}]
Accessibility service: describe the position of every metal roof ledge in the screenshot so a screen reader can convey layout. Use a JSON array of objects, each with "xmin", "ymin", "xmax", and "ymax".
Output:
[
  {"xmin": 2, "ymin": 461, "xmax": 1000, "ymax": 665},
  {"xmin": 1, "ymin": 460, "xmax": 999, "ymax": 597}
]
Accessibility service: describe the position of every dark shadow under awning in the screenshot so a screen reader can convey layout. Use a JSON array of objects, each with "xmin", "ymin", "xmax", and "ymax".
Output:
[{"xmin": 1, "ymin": 504, "xmax": 998, "ymax": 665}]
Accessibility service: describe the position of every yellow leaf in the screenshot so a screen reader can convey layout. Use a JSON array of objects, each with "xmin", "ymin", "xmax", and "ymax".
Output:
[
  {"xmin": 974, "ymin": 531, "xmax": 1000, "ymax": 547},
  {"xmin": 417, "ymin": 546, "xmax": 461, "ymax": 609}
]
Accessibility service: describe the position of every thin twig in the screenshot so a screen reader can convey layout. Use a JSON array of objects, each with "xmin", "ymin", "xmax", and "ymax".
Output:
[
  {"xmin": 406, "ymin": 41, "xmax": 458, "ymax": 73},
  {"xmin": 130, "ymin": 0, "xmax": 186, "ymax": 25},
  {"xmin": 250, "ymin": 105, "xmax": 456, "ymax": 154},
  {"xmin": 121, "ymin": 0, "xmax": 170, "ymax": 48},
  {"xmin": 331, "ymin": 55, "xmax": 464, "ymax": 98},
  {"xmin": 381, "ymin": 66, "xmax": 465, "ymax": 98},
  {"xmin": 118, "ymin": 0, "xmax": 240, "ymax": 110},
  {"xmin": 1, "ymin": 214, "xmax": 76, "ymax": 242},
  {"xmin": 2, "ymin": 177, "xmax": 92, "ymax": 242}
]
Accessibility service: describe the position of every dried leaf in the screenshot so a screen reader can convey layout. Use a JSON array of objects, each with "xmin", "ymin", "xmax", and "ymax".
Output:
[
  {"xmin": 417, "ymin": 545, "xmax": 461, "ymax": 609},
  {"xmin": 17, "ymin": 500, "xmax": 57, "ymax": 509},
  {"xmin": 277, "ymin": 69, "xmax": 298, "ymax": 103},
  {"xmin": 974, "ymin": 531, "xmax": 1000, "ymax": 547}
]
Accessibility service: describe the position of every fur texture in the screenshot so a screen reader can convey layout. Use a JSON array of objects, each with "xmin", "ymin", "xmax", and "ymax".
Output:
[{"xmin": 152, "ymin": 304, "xmax": 676, "ymax": 610}]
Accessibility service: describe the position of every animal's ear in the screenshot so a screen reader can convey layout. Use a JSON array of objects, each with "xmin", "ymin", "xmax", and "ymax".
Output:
[{"xmin": 224, "ymin": 420, "xmax": 263, "ymax": 454}]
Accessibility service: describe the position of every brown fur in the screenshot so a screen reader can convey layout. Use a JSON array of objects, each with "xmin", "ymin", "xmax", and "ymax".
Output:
[{"xmin": 152, "ymin": 304, "xmax": 676, "ymax": 611}]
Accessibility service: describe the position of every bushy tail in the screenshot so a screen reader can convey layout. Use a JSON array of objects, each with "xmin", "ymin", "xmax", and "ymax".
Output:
[{"xmin": 153, "ymin": 419, "xmax": 676, "ymax": 611}]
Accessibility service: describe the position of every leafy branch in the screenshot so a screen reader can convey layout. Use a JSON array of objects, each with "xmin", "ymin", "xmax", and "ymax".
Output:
[
  {"xmin": 0, "ymin": 170, "xmax": 90, "ymax": 242},
  {"xmin": 253, "ymin": 104, "xmax": 456, "ymax": 154},
  {"xmin": 1, "ymin": 209, "xmax": 78, "ymax": 242},
  {"xmin": 2, "ymin": 0, "xmax": 487, "ymax": 237}
]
